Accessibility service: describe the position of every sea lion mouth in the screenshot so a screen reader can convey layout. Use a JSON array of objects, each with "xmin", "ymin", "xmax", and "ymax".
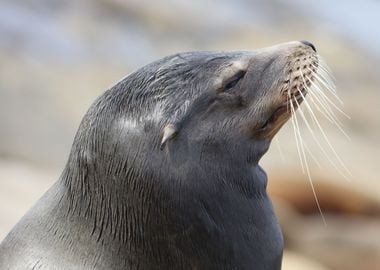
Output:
[
  {"xmin": 254, "ymin": 48, "xmax": 318, "ymax": 138},
  {"xmin": 256, "ymin": 76, "xmax": 312, "ymax": 138},
  {"xmin": 259, "ymin": 88, "xmax": 307, "ymax": 131}
]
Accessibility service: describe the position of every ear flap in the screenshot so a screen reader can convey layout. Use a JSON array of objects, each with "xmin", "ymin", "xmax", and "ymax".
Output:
[{"xmin": 160, "ymin": 124, "xmax": 178, "ymax": 150}]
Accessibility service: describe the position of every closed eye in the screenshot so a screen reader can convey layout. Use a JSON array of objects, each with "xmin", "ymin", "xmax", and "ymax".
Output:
[{"xmin": 224, "ymin": 70, "xmax": 246, "ymax": 91}]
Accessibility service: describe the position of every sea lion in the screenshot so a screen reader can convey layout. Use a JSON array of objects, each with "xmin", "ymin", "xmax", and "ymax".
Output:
[{"xmin": 0, "ymin": 41, "xmax": 318, "ymax": 269}]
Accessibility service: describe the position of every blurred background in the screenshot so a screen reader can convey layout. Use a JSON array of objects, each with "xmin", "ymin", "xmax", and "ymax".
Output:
[{"xmin": 0, "ymin": 0, "xmax": 379, "ymax": 269}]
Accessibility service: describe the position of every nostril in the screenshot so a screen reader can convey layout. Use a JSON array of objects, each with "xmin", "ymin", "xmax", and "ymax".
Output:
[{"xmin": 300, "ymin": 40, "xmax": 317, "ymax": 52}]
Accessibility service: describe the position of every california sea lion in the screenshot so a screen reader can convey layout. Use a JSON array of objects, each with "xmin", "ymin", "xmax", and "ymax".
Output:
[{"xmin": 0, "ymin": 41, "xmax": 318, "ymax": 269}]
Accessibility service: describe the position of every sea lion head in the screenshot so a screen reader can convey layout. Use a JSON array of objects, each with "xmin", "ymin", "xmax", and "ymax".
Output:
[
  {"xmin": 64, "ymin": 40, "xmax": 318, "ymax": 197},
  {"xmin": 152, "ymin": 41, "xmax": 318, "ymax": 164}
]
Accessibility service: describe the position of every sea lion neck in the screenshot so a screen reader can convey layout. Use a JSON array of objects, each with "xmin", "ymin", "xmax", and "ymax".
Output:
[
  {"xmin": 161, "ymin": 135, "xmax": 270, "ymax": 192},
  {"xmin": 166, "ymin": 130, "xmax": 272, "ymax": 166}
]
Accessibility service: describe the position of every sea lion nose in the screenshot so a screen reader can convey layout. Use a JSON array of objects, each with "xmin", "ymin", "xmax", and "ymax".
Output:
[{"xmin": 300, "ymin": 40, "xmax": 317, "ymax": 52}]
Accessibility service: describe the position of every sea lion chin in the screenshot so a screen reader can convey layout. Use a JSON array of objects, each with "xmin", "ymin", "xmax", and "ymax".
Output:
[{"xmin": 0, "ymin": 41, "xmax": 318, "ymax": 270}]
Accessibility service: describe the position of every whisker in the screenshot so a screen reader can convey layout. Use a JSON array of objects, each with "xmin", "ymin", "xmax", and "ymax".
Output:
[
  {"xmin": 307, "ymin": 83, "xmax": 351, "ymax": 140},
  {"xmin": 308, "ymin": 92, "xmax": 340, "ymax": 124},
  {"xmin": 302, "ymin": 66, "xmax": 349, "ymax": 138},
  {"xmin": 312, "ymin": 55, "xmax": 334, "ymax": 77},
  {"xmin": 306, "ymin": 75, "xmax": 350, "ymax": 119},
  {"xmin": 300, "ymin": 66, "xmax": 343, "ymax": 127},
  {"xmin": 304, "ymin": 141, "xmax": 322, "ymax": 168},
  {"xmin": 307, "ymin": 81, "xmax": 341, "ymax": 120},
  {"xmin": 296, "ymin": 86, "xmax": 352, "ymax": 180},
  {"xmin": 288, "ymin": 91, "xmax": 305, "ymax": 173},
  {"xmin": 311, "ymin": 63, "xmax": 336, "ymax": 86},
  {"xmin": 318, "ymin": 56, "xmax": 334, "ymax": 74},
  {"xmin": 291, "ymin": 95, "xmax": 326, "ymax": 225},
  {"xmin": 311, "ymin": 59, "xmax": 331, "ymax": 76},
  {"xmin": 309, "ymin": 66, "xmax": 340, "ymax": 98},
  {"xmin": 308, "ymin": 68, "xmax": 343, "ymax": 104}
]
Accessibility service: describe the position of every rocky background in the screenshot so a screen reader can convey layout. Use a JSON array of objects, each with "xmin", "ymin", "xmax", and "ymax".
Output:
[{"xmin": 0, "ymin": 0, "xmax": 379, "ymax": 269}]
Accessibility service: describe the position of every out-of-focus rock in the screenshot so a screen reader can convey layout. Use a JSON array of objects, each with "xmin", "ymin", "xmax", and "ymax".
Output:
[
  {"xmin": 268, "ymin": 176, "xmax": 380, "ymax": 217},
  {"xmin": 287, "ymin": 216, "xmax": 380, "ymax": 270},
  {"xmin": 269, "ymin": 175, "xmax": 380, "ymax": 270},
  {"xmin": 282, "ymin": 251, "xmax": 330, "ymax": 270}
]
